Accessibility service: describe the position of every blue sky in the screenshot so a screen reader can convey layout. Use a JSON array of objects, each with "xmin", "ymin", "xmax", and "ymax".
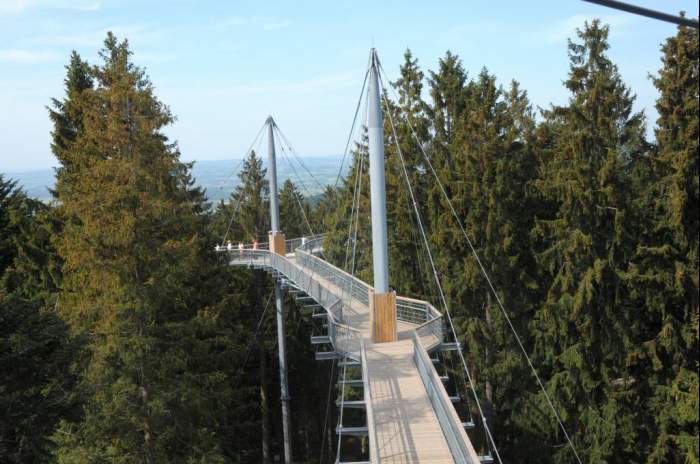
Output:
[{"xmin": 1, "ymin": 0, "xmax": 697, "ymax": 172}]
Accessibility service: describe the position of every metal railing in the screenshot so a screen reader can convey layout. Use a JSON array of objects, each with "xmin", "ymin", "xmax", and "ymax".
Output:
[
  {"xmin": 286, "ymin": 233, "xmax": 325, "ymax": 254},
  {"xmin": 329, "ymin": 304, "xmax": 363, "ymax": 361},
  {"xmin": 413, "ymin": 299, "xmax": 444, "ymax": 352},
  {"xmin": 219, "ymin": 245, "xmax": 363, "ymax": 360},
  {"xmin": 295, "ymin": 248, "xmax": 370, "ymax": 309},
  {"xmin": 395, "ymin": 296, "xmax": 432, "ymax": 324},
  {"xmin": 413, "ymin": 332, "xmax": 480, "ymax": 464},
  {"xmin": 220, "ymin": 239, "xmax": 446, "ymax": 350}
]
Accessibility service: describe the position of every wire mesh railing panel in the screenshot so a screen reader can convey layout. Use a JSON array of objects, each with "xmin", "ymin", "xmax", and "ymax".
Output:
[
  {"xmin": 396, "ymin": 296, "xmax": 431, "ymax": 325},
  {"xmin": 295, "ymin": 249, "xmax": 370, "ymax": 308},
  {"xmin": 415, "ymin": 311, "xmax": 445, "ymax": 352},
  {"xmin": 290, "ymin": 233, "xmax": 325, "ymax": 253},
  {"xmin": 331, "ymin": 317, "xmax": 362, "ymax": 361},
  {"xmin": 413, "ymin": 332, "xmax": 480, "ymax": 463}
]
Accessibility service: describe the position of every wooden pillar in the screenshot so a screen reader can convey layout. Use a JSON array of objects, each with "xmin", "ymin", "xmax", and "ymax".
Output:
[
  {"xmin": 370, "ymin": 288, "xmax": 397, "ymax": 343},
  {"xmin": 269, "ymin": 232, "xmax": 286, "ymax": 256}
]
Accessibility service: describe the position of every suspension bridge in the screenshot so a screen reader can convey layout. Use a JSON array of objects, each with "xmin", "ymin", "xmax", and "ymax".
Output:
[{"xmin": 215, "ymin": 49, "xmax": 581, "ymax": 464}]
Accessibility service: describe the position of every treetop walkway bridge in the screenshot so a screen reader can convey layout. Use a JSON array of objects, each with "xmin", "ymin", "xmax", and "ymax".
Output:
[
  {"xmin": 217, "ymin": 236, "xmax": 484, "ymax": 463},
  {"xmin": 216, "ymin": 48, "xmax": 582, "ymax": 464}
]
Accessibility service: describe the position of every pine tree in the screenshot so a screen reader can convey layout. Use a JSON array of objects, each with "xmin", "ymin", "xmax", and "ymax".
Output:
[
  {"xmin": 428, "ymin": 51, "xmax": 467, "ymax": 178},
  {"xmin": 51, "ymin": 34, "xmax": 228, "ymax": 463},
  {"xmin": 0, "ymin": 176, "xmax": 73, "ymax": 462},
  {"xmin": 48, "ymin": 51, "xmax": 93, "ymax": 201},
  {"xmin": 279, "ymin": 179, "xmax": 310, "ymax": 238},
  {"xmin": 529, "ymin": 20, "xmax": 646, "ymax": 463},
  {"xmin": 383, "ymin": 49, "xmax": 434, "ymax": 299},
  {"xmin": 627, "ymin": 23, "xmax": 699, "ymax": 463}
]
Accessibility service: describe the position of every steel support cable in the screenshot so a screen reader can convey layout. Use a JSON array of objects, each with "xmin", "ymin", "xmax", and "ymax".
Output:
[
  {"xmin": 273, "ymin": 125, "xmax": 317, "ymax": 201},
  {"xmin": 221, "ymin": 125, "xmax": 267, "ymax": 245},
  {"xmin": 232, "ymin": 288, "xmax": 275, "ymax": 379},
  {"xmin": 379, "ymin": 78, "xmax": 503, "ymax": 464},
  {"xmin": 342, "ymin": 131, "xmax": 367, "ymax": 316},
  {"xmin": 334, "ymin": 67, "xmax": 370, "ymax": 192},
  {"xmin": 582, "ymin": 0, "xmax": 699, "ymax": 28},
  {"xmin": 274, "ymin": 124, "xmax": 327, "ymax": 195},
  {"xmin": 346, "ymin": 147, "xmax": 365, "ymax": 324},
  {"xmin": 335, "ymin": 113, "xmax": 367, "ymax": 464},
  {"xmin": 342, "ymin": 98, "xmax": 368, "ymax": 277},
  {"xmin": 378, "ymin": 62, "xmax": 584, "ymax": 464},
  {"xmin": 212, "ymin": 119, "xmax": 268, "ymax": 203},
  {"xmin": 343, "ymin": 156, "xmax": 363, "ymax": 272},
  {"xmin": 221, "ymin": 192, "xmax": 245, "ymax": 245},
  {"xmin": 275, "ymin": 140, "xmax": 316, "ymax": 236}
]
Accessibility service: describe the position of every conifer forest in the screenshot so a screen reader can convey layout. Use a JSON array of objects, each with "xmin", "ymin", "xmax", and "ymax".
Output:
[{"xmin": 0, "ymin": 15, "xmax": 698, "ymax": 464}]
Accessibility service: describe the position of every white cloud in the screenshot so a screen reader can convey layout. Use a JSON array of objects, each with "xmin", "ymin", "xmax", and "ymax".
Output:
[
  {"xmin": 0, "ymin": 49, "xmax": 57, "ymax": 63},
  {"xmin": 0, "ymin": 0, "xmax": 100, "ymax": 14},
  {"xmin": 544, "ymin": 14, "xmax": 633, "ymax": 43}
]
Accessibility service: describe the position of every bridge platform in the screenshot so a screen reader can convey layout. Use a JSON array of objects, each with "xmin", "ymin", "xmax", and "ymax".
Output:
[{"xmin": 220, "ymin": 237, "xmax": 483, "ymax": 463}]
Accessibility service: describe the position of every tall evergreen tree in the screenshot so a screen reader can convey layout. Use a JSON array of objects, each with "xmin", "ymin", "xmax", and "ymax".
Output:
[
  {"xmin": 627, "ymin": 22, "xmax": 699, "ymax": 463},
  {"xmin": 384, "ymin": 49, "xmax": 434, "ymax": 299},
  {"xmin": 51, "ymin": 34, "xmax": 228, "ymax": 463},
  {"xmin": 0, "ymin": 177, "xmax": 73, "ymax": 463},
  {"xmin": 48, "ymin": 51, "xmax": 93, "ymax": 201},
  {"xmin": 279, "ymin": 179, "xmax": 310, "ymax": 238},
  {"xmin": 529, "ymin": 20, "xmax": 646, "ymax": 463}
]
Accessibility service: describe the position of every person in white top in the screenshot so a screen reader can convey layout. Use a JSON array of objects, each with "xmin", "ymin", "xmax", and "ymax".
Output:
[{"xmin": 227, "ymin": 241, "xmax": 233, "ymax": 251}]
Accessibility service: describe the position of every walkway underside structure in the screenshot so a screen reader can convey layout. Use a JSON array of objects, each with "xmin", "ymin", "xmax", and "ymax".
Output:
[{"xmin": 219, "ymin": 236, "xmax": 486, "ymax": 464}]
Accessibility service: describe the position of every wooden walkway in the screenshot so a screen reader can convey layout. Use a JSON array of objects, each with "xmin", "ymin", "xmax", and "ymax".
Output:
[
  {"xmin": 287, "ymin": 253, "xmax": 456, "ymax": 462},
  {"xmin": 367, "ymin": 340, "xmax": 454, "ymax": 463},
  {"xmin": 229, "ymin": 249, "xmax": 481, "ymax": 463}
]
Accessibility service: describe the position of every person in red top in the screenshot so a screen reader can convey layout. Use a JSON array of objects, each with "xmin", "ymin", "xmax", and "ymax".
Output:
[{"xmin": 252, "ymin": 239, "xmax": 259, "ymax": 250}]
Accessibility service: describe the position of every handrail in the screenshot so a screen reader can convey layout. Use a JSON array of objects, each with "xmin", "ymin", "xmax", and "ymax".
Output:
[
  {"xmin": 326, "ymin": 300, "xmax": 363, "ymax": 361},
  {"xmin": 295, "ymin": 247, "xmax": 371, "ymax": 308},
  {"xmin": 218, "ymin": 237, "xmax": 445, "ymax": 348},
  {"xmin": 415, "ymin": 309, "xmax": 444, "ymax": 352},
  {"xmin": 222, "ymin": 247, "xmax": 363, "ymax": 360},
  {"xmin": 412, "ymin": 332, "xmax": 481, "ymax": 464}
]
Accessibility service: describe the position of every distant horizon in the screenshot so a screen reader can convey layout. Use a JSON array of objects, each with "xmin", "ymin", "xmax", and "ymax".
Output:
[
  {"xmin": 4, "ymin": 155, "xmax": 349, "ymax": 203},
  {"xmin": 2, "ymin": 153, "xmax": 345, "ymax": 174}
]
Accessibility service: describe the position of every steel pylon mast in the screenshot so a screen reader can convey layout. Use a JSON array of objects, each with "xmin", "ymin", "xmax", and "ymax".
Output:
[{"xmin": 266, "ymin": 116, "xmax": 293, "ymax": 464}]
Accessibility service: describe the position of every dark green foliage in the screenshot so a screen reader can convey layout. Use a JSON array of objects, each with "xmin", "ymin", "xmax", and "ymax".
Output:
[
  {"xmin": 627, "ymin": 23, "xmax": 699, "ymax": 464},
  {"xmin": 529, "ymin": 20, "xmax": 647, "ymax": 462},
  {"xmin": 0, "ymin": 176, "xmax": 73, "ymax": 463},
  {"xmin": 279, "ymin": 179, "xmax": 312, "ymax": 237},
  {"xmin": 50, "ymin": 34, "xmax": 229, "ymax": 463},
  {"xmin": 2, "ymin": 16, "xmax": 697, "ymax": 464}
]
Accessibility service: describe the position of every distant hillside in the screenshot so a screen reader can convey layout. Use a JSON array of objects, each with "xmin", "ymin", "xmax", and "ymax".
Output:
[{"xmin": 5, "ymin": 155, "xmax": 348, "ymax": 205}]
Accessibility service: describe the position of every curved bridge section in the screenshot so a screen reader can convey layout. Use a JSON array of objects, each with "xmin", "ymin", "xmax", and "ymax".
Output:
[{"xmin": 218, "ymin": 236, "xmax": 482, "ymax": 463}]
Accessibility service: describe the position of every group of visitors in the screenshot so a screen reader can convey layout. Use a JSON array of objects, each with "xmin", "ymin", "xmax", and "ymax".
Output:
[{"xmin": 214, "ymin": 239, "xmax": 259, "ymax": 253}]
